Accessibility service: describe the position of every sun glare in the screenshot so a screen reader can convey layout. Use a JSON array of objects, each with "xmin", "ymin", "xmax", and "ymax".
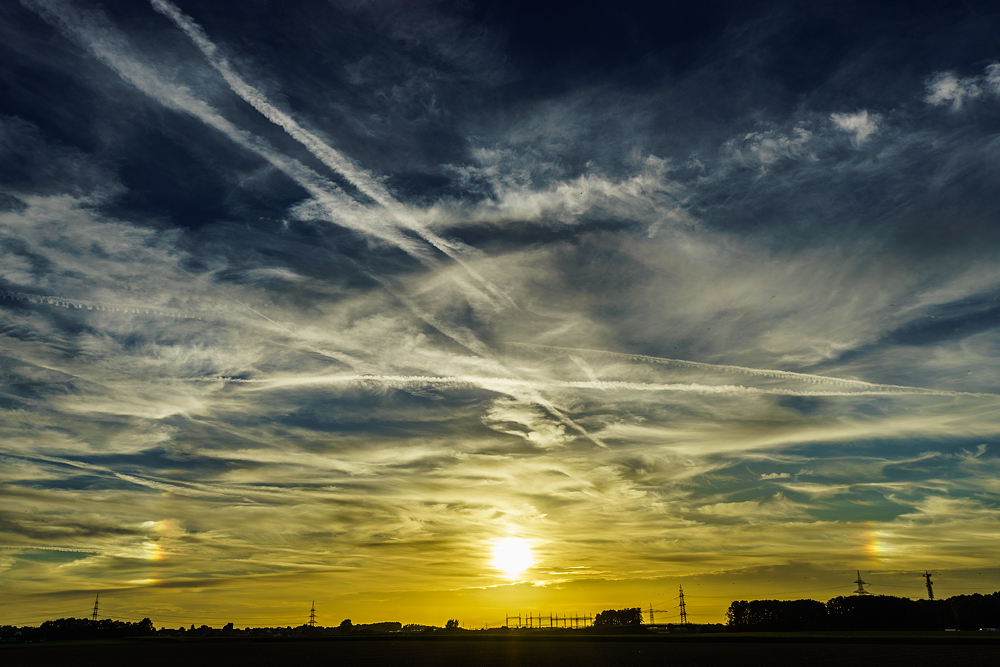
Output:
[{"xmin": 491, "ymin": 537, "xmax": 535, "ymax": 578}]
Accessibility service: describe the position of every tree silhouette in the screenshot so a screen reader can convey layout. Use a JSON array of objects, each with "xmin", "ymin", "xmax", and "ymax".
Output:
[
  {"xmin": 726, "ymin": 599, "xmax": 826, "ymax": 631},
  {"xmin": 725, "ymin": 592, "xmax": 1000, "ymax": 631},
  {"xmin": 593, "ymin": 608, "xmax": 642, "ymax": 626},
  {"xmin": 445, "ymin": 619, "xmax": 460, "ymax": 629}
]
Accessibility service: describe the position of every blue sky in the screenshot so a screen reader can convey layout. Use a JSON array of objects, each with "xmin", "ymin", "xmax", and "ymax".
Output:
[{"xmin": 2, "ymin": 0, "xmax": 1000, "ymax": 627}]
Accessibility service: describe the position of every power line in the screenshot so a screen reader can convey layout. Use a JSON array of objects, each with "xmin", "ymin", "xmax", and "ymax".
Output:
[{"xmin": 680, "ymin": 586, "xmax": 849, "ymax": 599}]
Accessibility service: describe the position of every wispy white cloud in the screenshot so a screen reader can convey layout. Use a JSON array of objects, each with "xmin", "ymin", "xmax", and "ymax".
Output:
[
  {"xmin": 722, "ymin": 126, "xmax": 813, "ymax": 171},
  {"xmin": 924, "ymin": 68, "xmax": 996, "ymax": 110},
  {"xmin": 986, "ymin": 63, "xmax": 1000, "ymax": 96},
  {"xmin": 830, "ymin": 110, "xmax": 880, "ymax": 146}
]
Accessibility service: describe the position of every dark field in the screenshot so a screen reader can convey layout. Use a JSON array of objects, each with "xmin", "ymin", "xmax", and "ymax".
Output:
[{"xmin": 3, "ymin": 636, "xmax": 1000, "ymax": 667}]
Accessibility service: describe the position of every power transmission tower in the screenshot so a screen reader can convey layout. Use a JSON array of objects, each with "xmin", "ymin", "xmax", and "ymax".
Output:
[
  {"xmin": 678, "ymin": 585, "xmax": 688, "ymax": 625},
  {"xmin": 92, "ymin": 593, "xmax": 99, "ymax": 621},
  {"xmin": 648, "ymin": 602, "xmax": 669, "ymax": 625},
  {"xmin": 924, "ymin": 571, "xmax": 934, "ymax": 600},
  {"xmin": 853, "ymin": 570, "xmax": 870, "ymax": 595}
]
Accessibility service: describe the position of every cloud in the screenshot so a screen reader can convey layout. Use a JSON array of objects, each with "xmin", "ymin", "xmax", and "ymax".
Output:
[
  {"xmin": 987, "ymin": 63, "xmax": 1000, "ymax": 96},
  {"xmin": 696, "ymin": 493, "xmax": 812, "ymax": 521},
  {"xmin": 149, "ymin": 0, "xmax": 513, "ymax": 311},
  {"xmin": 925, "ymin": 71, "xmax": 983, "ymax": 110},
  {"xmin": 4, "ymin": 0, "xmax": 1000, "ymax": 626},
  {"xmin": 481, "ymin": 398, "xmax": 571, "ymax": 449},
  {"xmin": 722, "ymin": 127, "xmax": 813, "ymax": 171},
  {"xmin": 830, "ymin": 110, "xmax": 881, "ymax": 146}
]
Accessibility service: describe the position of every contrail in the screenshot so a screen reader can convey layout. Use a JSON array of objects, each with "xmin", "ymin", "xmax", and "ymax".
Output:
[
  {"xmin": 520, "ymin": 390, "xmax": 609, "ymax": 448},
  {"xmin": 22, "ymin": 0, "xmax": 504, "ymax": 325},
  {"xmin": 0, "ymin": 452, "xmax": 232, "ymax": 499},
  {"xmin": 1, "ymin": 290, "xmax": 205, "ymax": 320},
  {"xmin": 1, "ymin": 451, "xmax": 319, "ymax": 503},
  {"xmin": 29, "ymin": 0, "xmax": 515, "ymax": 313},
  {"xmin": 502, "ymin": 342, "xmax": 950, "ymax": 392},
  {"xmin": 569, "ymin": 354, "xmax": 601, "ymax": 383},
  {"xmin": 149, "ymin": 0, "xmax": 516, "ymax": 310},
  {"xmin": 345, "ymin": 266, "xmax": 608, "ymax": 443},
  {"xmin": 148, "ymin": 0, "xmax": 393, "ymax": 207},
  {"xmin": 22, "ymin": 0, "xmax": 441, "ymax": 266},
  {"xmin": 22, "ymin": 0, "xmax": 635, "ymax": 451},
  {"xmin": 364, "ymin": 273, "xmax": 497, "ymax": 361},
  {"xmin": 236, "ymin": 373, "xmax": 985, "ymax": 398},
  {"xmin": 2, "ymin": 278, "xmax": 371, "ymax": 372}
]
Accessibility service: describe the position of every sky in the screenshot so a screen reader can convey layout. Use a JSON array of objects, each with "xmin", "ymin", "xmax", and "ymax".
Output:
[{"xmin": 2, "ymin": 0, "xmax": 1000, "ymax": 629}]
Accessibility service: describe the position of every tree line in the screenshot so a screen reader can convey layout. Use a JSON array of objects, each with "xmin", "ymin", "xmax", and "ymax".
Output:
[
  {"xmin": 6, "ymin": 617, "xmax": 156, "ymax": 641},
  {"xmin": 726, "ymin": 592, "xmax": 1000, "ymax": 631}
]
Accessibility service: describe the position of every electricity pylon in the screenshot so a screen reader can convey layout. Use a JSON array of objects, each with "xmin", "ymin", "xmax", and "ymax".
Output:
[
  {"xmin": 924, "ymin": 571, "xmax": 934, "ymax": 600},
  {"xmin": 853, "ymin": 570, "xmax": 870, "ymax": 595},
  {"xmin": 678, "ymin": 585, "xmax": 688, "ymax": 625},
  {"xmin": 92, "ymin": 593, "xmax": 99, "ymax": 621},
  {"xmin": 309, "ymin": 601, "xmax": 316, "ymax": 627}
]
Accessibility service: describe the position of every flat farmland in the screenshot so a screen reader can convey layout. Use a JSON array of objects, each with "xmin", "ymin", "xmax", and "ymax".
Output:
[{"xmin": 3, "ymin": 636, "xmax": 1000, "ymax": 667}]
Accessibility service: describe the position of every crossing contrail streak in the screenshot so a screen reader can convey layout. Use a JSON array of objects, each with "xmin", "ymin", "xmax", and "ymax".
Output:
[
  {"xmin": 22, "ymin": 0, "xmax": 443, "ymax": 266},
  {"xmin": 149, "ymin": 0, "xmax": 393, "ymax": 206},
  {"xmin": 364, "ymin": 273, "xmax": 497, "ymax": 361},
  {"xmin": 149, "ymin": 0, "xmax": 516, "ymax": 310},
  {"xmin": 28, "ymin": 0, "xmax": 515, "ymax": 314},
  {"xmin": 501, "ymin": 342, "xmax": 958, "ymax": 393},
  {"xmin": 22, "ymin": 1, "xmax": 506, "ymax": 358},
  {"xmin": 569, "ymin": 355, "xmax": 601, "ymax": 383},
  {"xmin": 339, "ymin": 271, "xmax": 605, "ymax": 443},
  {"xmin": 1, "ymin": 452, "xmax": 232, "ymax": 499},
  {"xmin": 233, "ymin": 373, "xmax": 987, "ymax": 399}
]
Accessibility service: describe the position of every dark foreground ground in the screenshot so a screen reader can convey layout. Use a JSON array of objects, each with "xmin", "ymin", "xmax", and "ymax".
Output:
[{"xmin": 3, "ymin": 635, "xmax": 999, "ymax": 667}]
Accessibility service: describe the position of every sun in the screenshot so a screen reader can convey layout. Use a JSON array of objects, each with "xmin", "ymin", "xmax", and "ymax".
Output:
[{"xmin": 491, "ymin": 537, "xmax": 535, "ymax": 578}]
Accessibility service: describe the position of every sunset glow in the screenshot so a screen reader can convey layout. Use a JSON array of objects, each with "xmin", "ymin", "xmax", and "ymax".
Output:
[{"xmin": 2, "ymin": 0, "xmax": 1000, "ymax": 631}]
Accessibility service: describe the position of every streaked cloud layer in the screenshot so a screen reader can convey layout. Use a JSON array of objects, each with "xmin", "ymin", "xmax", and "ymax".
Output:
[{"xmin": 2, "ymin": 0, "xmax": 1000, "ymax": 627}]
